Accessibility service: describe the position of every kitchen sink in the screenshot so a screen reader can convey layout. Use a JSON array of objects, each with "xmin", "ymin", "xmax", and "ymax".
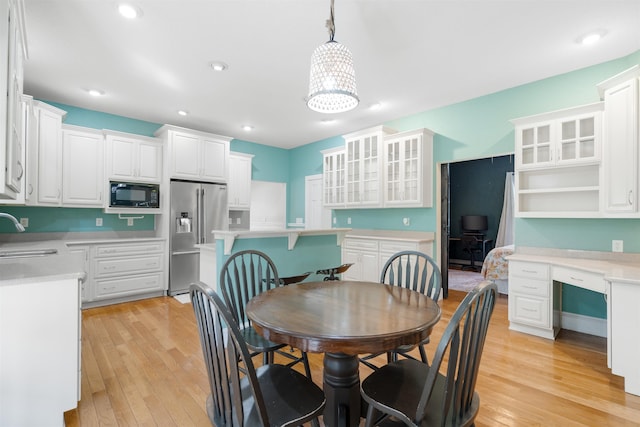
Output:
[{"xmin": 0, "ymin": 248, "xmax": 58, "ymax": 259}]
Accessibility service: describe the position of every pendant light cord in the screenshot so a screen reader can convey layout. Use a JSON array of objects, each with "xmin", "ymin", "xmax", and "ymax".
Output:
[{"xmin": 326, "ymin": 0, "xmax": 335, "ymax": 41}]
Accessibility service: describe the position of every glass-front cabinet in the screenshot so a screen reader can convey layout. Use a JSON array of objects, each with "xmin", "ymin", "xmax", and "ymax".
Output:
[
  {"xmin": 383, "ymin": 128, "xmax": 434, "ymax": 208},
  {"xmin": 511, "ymin": 102, "xmax": 604, "ymax": 218},
  {"xmin": 344, "ymin": 126, "xmax": 395, "ymax": 207},
  {"xmin": 321, "ymin": 147, "xmax": 345, "ymax": 207},
  {"xmin": 514, "ymin": 103, "xmax": 602, "ymax": 170}
]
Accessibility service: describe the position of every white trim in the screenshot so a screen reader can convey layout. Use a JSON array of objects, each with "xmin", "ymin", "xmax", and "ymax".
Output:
[{"xmin": 561, "ymin": 312, "xmax": 607, "ymax": 338}]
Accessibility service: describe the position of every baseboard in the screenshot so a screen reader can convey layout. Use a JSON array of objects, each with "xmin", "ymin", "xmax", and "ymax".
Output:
[{"xmin": 561, "ymin": 312, "xmax": 606, "ymax": 338}]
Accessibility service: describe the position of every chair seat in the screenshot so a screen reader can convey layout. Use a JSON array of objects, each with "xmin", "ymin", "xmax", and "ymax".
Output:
[
  {"xmin": 361, "ymin": 359, "xmax": 479, "ymax": 427},
  {"xmin": 241, "ymin": 326, "xmax": 287, "ymax": 354},
  {"xmin": 207, "ymin": 364, "xmax": 326, "ymax": 427}
]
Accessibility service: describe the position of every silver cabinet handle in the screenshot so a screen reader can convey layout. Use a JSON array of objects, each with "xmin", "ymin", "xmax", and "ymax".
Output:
[
  {"xmin": 16, "ymin": 161, "xmax": 24, "ymax": 180},
  {"xmin": 629, "ymin": 190, "xmax": 633, "ymax": 206}
]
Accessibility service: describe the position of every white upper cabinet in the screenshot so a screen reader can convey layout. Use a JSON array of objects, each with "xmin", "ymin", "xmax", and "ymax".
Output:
[
  {"xmin": 321, "ymin": 146, "xmax": 346, "ymax": 207},
  {"xmin": 0, "ymin": 0, "xmax": 27, "ymax": 200},
  {"xmin": 62, "ymin": 125, "xmax": 104, "ymax": 207},
  {"xmin": 513, "ymin": 103, "xmax": 603, "ymax": 170},
  {"xmin": 228, "ymin": 152, "xmax": 253, "ymax": 210},
  {"xmin": 28, "ymin": 101, "xmax": 66, "ymax": 206},
  {"xmin": 105, "ymin": 131, "xmax": 162, "ymax": 183},
  {"xmin": 344, "ymin": 126, "xmax": 396, "ymax": 208},
  {"xmin": 511, "ymin": 103, "xmax": 604, "ymax": 218},
  {"xmin": 383, "ymin": 128, "xmax": 434, "ymax": 208},
  {"xmin": 155, "ymin": 125, "xmax": 230, "ymax": 183},
  {"xmin": 597, "ymin": 66, "xmax": 640, "ymax": 217}
]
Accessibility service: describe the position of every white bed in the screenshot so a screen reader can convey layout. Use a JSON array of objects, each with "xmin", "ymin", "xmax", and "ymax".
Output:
[{"xmin": 481, "ymin": 244, "xmax": 514, "ymax": 295}]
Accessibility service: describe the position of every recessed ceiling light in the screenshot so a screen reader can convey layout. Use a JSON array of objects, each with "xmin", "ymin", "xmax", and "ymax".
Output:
[
  {"xmin": 210, "ymin": 61, "xmax": 228, "ymax": 72},
  {"xmin": 177, "ymin": 110, "xmax": 188, "ymax": 116},
  {"xmin": 369, "ymin": 102, "xmax": 382, "ymax": 111},
  {"xmin": 321, "ymin": 118, "xmax": 336, "ymax": 124},
  {"xmin": 578, "ymin": 30, "xmax": 606, "ymax": 45},
  {"xmin": 241, "ymin": 125, "xmax": 253, "ymax": 131},
  {"xmin": 87, "ymin": 89, "xmax": 104, "ymax": 97},
  {"xmin": 118, "ymin": 3, "xmax": 142, "ymax": 19}
]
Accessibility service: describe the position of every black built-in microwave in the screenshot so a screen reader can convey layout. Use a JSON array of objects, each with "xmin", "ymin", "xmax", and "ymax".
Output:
[{"xmin": 109, "ymin": 182, "xmax": 160, "ymax": 208}]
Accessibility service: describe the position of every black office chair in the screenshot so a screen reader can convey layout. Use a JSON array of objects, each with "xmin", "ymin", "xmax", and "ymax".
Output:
[
  {"xmin": 460, "ymin": 235, "xmax": 483, "ymax": 272},
  {"xmin": 219, "ymin": 250, "xmax": 312, "ymax": 378},
  {"xmin": 361, "ymin": 281, "xmax": 498, "ymax": 427},
  {"xmin": 359, "ymin": 250, "xmax": 441, "ymax": 370},
  {"xmin": 190, "ymin": 282, "xmax": 326, "ymax": 427}
]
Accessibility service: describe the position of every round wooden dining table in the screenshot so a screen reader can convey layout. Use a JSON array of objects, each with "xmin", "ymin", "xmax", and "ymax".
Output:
[{"xmin": 246, "ymin": 280, "xmax": 442, "ymax": 427}]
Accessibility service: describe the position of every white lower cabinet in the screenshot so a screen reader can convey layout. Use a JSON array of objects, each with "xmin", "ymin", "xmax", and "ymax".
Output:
[
  {"xmin": 341, "ymin": 232, "xmax": 434, "ymax": 282},
  {"xmin": 342, "ymin": 238, "xmax": 379, "ymax": 282},
  {"xmin": 608, "ymin": 280, "xmax": 640, "ymax": 396},
  {"xmin": 68, "ymin": 239, "xmax": 166, "ymax": 307},
  {"xmin": 508, "ymin": 260, "xmax": 558, "ymax": 339},
  {"xmin": 0, "ymin": 277, "xmax": 81, "ymax": 426}
]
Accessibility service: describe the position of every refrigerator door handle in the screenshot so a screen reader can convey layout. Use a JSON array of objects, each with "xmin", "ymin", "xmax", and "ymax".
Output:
[
  {"xmin": 201, "ymin": 188, "xmax": 206, "ymax": 244},
  {"xmin": 195, "ymin": 188, "xmax": 201, "ymax": 244}
]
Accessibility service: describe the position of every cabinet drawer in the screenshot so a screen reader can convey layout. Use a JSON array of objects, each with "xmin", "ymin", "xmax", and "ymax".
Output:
[
  {"xmin": 95, "ymin": 273, "xmax": 163, "ymax": 299},
  {"xmin": 94, "ymin": 254, "xmax": 163, "ymax": 277},
  {"xmin": 509, "ymin": 261, "xmax": 549, "ymax": 280},
  {"xmin": 509, "ymin": 294, "xmax": 550, "ymax": 328},
  {"xmin": 379, "ymin": 240, "xmax": 418, "ymax": 254},
  {"xmin": 96, "ymin": 242, "xmax": 163, "ymax": 257},
  {"xmin": 552, "ymin": 266, "xmax": 605, "ymax": 294},
  {"xmin": 343, "ymin": 238, "xmax": 378, "ymax": 252},
  {"xmin": 509, "ymin": 277, "xmax": 549, "ymax": 297}
]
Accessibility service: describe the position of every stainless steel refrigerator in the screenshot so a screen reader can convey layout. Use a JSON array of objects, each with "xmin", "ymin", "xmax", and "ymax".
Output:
[{"xmin": 169, "ymin": 179, "xmax": 228, "ymax": 295}]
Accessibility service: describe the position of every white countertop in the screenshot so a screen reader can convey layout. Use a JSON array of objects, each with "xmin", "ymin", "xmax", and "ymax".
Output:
[
  {"xmin": 508, "ymin": 247, "xmax": 640, "ymax": 285},
  {"xmin": 0, "ymin": 240, "xmax": 86, "ymax": 286},
  {"xmin": 344, "ymin": 229, "xmax": 435, "ymax": 242}
]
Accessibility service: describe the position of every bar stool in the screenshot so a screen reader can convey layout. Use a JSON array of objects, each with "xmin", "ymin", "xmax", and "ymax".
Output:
[
  {"xmin": 316, "ymin": 263, "xmax": 353, "ymax": 281},
  {"xmin": 279, "ymin": 271, "xmax": 312, "ymax": 285}
]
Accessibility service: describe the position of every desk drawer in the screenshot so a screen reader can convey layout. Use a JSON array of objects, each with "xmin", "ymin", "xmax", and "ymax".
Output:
[
  {"xmin": 510, "ymin": 277, "xmax": 549, "ymax": 297},
  {"xmin": 379, "ymin": 241, "xmax": 418, "ymax": 254},
  {"xmin": 343, "ymin": 238, "xmax": 378, "ymax": 252},
  {"xmin": 509, "ymin": 261, "xmax": 549, "ymax": 280},
  {"xmin": 553, "ymin": 266, "xmax": 605, "ymax": 294},
  {"xmin": 509, "ymin": 294, "xmax": 550, "ymax": 329}
]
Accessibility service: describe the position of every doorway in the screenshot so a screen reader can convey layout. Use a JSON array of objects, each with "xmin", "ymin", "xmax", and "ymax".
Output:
[{"xmin": 437, "ymin": 154, "xmax": 514, "ymax": 297}]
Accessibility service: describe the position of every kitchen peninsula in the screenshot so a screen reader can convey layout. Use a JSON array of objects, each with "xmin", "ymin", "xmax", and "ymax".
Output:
[{"xmin": 197, "ymin": 227, "xmax": 351, "ymax": 289}]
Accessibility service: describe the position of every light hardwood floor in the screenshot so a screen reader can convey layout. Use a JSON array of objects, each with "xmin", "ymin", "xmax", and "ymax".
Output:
[{"xmin": 64, "ymin": 290, "xmax": 640, "ymax": 426}]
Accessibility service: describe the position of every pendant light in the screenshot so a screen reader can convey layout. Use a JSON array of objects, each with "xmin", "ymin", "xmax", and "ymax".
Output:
[{"xmin": 307, "ymin": 0, "xmax": 359, "ymax": 114}]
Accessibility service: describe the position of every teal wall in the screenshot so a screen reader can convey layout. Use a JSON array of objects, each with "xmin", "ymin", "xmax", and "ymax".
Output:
[
  {"xmin": 4, "ymin": 51, "xmax": 640, "ymax": 320},
  {"xmin": 215, "ymin": 235, "xmax": 342, "ymax": 284}
]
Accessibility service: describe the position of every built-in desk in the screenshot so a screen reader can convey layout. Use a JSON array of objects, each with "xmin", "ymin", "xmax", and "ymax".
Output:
[{"xmin": 507, "ymin": 248, "xmax": 640, "ymax": 397}]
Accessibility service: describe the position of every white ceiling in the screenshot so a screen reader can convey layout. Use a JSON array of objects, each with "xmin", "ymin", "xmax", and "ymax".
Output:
[{"xmin": 22, "ymin": 0, "xmax": 640, "ymax": 149}]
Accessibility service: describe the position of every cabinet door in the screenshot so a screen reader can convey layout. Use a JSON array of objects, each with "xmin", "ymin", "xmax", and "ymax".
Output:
[
  {"xmin": 137, "ymin": 141, "xmax": 162, "ymax": 182},
  {"xmin": 323, "ymin": 149, "xmax": 345, "ymax": 207},
  {"xmin": 556, "ymin": 112, "xmax": 601, "ymax": 165},
  {"xmin": 516, "ymin": 122, "xmax": 554, "ymax": 169},
  {"xmin": 4, "ymin": 5, "xmax": 23, "ymax": 195},
  {"xmin": 68, "ymin": 245, "xmax": 91, "ymax": 302},
  {"xmin": 346, "ymin": 133, "xmax": 381, "ymax": 206},
  {"xmin": 602, "ymin": 78, "xmax": 638, "ymax": 214},
  {"xmin": 36, "ymin": 108, "xmax": 63, "ymax": 205},
  {"xmin": 170, "ymin": 132, "xmax": 201, "ymax": 179},
  {"xmin": 62, "ymin": 128, "xmax": 104, "ymax": 206},
  {"xmin": 228, "ymin": 153, "xmax": 252, "ymax": 209},
  {"xmin": 107, "ymin": 135, "xmax": 136, "ymax": 180},
  {"xmin": 201, "ymin": 137, "xmax": 228, "ymax": 182}
]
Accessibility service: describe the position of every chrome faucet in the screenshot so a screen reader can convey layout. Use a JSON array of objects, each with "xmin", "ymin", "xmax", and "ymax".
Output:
[{"xmin": 0, "ymin": 213, "xmax": 25, "ymax": 232}]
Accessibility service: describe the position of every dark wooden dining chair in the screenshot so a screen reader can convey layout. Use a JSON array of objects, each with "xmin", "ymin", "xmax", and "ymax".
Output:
[
  {"xmin": 219, "ymin": 249, "xmax": 312, "ymax": 378},
  {"xmin": 360, "ymin": 280, "xmax": 498, "ymax": 427},
  {"xmin": 359, "ymin": 250, "xmax": 442, "ymax": 370},
  {"xmin": 190, "ymin": 282, "xmax": 326, "ymax": 427}
]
